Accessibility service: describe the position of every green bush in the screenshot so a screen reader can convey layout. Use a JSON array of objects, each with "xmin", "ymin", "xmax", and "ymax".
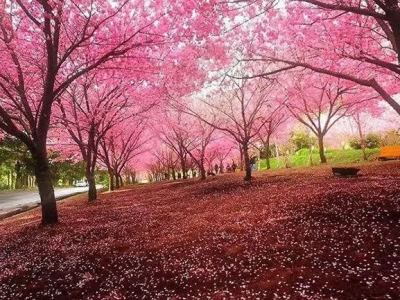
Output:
[
  {"xmin": 365, "ymin": 133, "xmax": 381, "ymax": 149},
  {"xmin": 348, "ymin": 136, "xmax": 361, "ymax": 149},
  {"xmin": 296, "ymin": 148, "xmax": 312, "ymax": 156},
  {"xmin": 290, "ymin": 131, "xmax": 316, "ymax": 151},
  {"xmin": 348, "ymin": 133, "xmax": 382, "ymax": 150}
]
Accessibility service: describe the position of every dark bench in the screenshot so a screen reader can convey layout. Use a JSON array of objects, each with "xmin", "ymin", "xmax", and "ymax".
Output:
[{"xmin": 332, "ymin": 167, "xmax": 360, "ymax": 177}]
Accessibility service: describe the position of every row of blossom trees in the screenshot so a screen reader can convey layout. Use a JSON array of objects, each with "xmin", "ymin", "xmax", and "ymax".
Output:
[
  {"xmin": 157, "ymin": 70, "xmax": 374, "ymax": 181},
  {"xmin": 1, "ymin": 0, "xmax": 399, "ymax": 225},
  {"xmin": 0, "ymin": 0, "xmax": 232, "ymax": 224}
]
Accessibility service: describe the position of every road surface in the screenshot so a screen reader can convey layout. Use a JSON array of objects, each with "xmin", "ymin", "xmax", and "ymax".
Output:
[{"xmin": 0, "ymin": 186, "xmax": 102, "ymax": 214}]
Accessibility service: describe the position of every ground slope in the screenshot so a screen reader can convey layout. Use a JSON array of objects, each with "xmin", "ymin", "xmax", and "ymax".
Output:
[{"xmin": 1, "ymin": 162, "xmax": 400, "ymax": 299}]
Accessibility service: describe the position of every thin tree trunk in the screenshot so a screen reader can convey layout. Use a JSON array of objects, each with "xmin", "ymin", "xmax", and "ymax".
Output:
[
  {"xmin": 360, "ymin": 138, "xmax": 367, "ymax": 161},
  {"xmin": 318, "ymin": 135, "xmax": 327, "ymax": 164},
  {"xmin": 239, "ymin": 145, "xmax": 244, "ymax": 171},
  {"xmin": 118, "ymin": 174, "xmax": 123, "ymax": 187},
  {"xmin": 355, "ymin": 119, "xmax": 368, "ymax": 161},
  {"xmin": 8, "ymin": 170, "xmax": 12, "ymax": 190},
  {"xmin": 34, "ymin": 150, "xmax": 58, "ymax": 225},
  {"xmin": 265, "ymin": 136, "xmax": 271, "ymax": 169}
]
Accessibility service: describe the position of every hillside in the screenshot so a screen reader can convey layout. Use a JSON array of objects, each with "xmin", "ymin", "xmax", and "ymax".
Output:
[{"xmin": 1, "ymin": 162, "xmax": 400, "ymax": 299}]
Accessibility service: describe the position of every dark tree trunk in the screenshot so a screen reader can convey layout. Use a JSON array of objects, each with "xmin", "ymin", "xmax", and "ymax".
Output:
[
  {"xmin": 318, "ymin": 135, "xmax": 327, "ymax": 164},
  {"xmin": 265, "ymin": 136, "xmax": 271, "ymax": 169},
  {"xmin": 180, "ymin": 158, "xmax": 187, "ymax": 179},
  {"xmin": 108, "ymin": 169, "xmax": 115, "ymax": 191},
  {"xmin": 34, "ymin": 150, "xmax": 58, "ymax": 225},
  {"xmin": 15, "ymin": 161, "xmax": 23, "ymax": 189},
  {"xmin": 200, "ymin": 162, "xmax": 206, "ymax": 180},
  {"xmin": 86, "ymin": 171, "xmax": 97, "ymax": 201},
  {"xmin": 243, "ymin": 143, "xmax": 252, "ymax": 181},
  {"xmin": 265, "ymin": 148, "xmax": 271, "ymax": 169},
  {"xmin": 118, "ymin": 174, "xmax": 123, "ymax": 187}
]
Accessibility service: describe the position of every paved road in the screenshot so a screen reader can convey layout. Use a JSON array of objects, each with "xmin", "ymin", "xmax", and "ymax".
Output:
[{"xmin": 0, "ymin": 186, "xmax": 102, "ymax": 213}]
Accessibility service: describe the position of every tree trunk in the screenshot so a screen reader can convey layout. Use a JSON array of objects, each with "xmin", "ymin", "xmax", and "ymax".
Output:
[
  {"xmin": 360, "ymin": 138, "xmax": 367, "ymax": 161},
  {"xmin": 118, "ymin": 174, "xmax": 123, "ymax": 187},
  {"xmin": 179, "ymin": 156, "xmax": 188, "ymax": 179},
  {"xmin": 318, "ymin": 135, "xmax": 327, "ymax": 164},
  {"xmin": 265, "ymin": 136, "xmax": 271, "ymax": 169},
  {"xmin": 356, "ymin": 119, "xmax": 368, "ymax": 161},
  {"xmin": 34, "ymin": 151, "xmax": 58, "ymax": 225},
  {"xmin": 15, "ymin": 161, "xmax": 23, "ymax": 189},
  {"xmin": 239, "ymin": 145, "xmax": 244, "ymax": 171},
  {"xmin": 200, "ymin": 165, "xmax": 206, "ymax": 180},
  {"xmin": 8, "ymin": 170, "xmax": 12, "ymax": 190},
  {"xmin": 108, "ymin": 169, "xmax": 115, "ymax": 191},
  {"xmin": 243, "ymin": 143, "xmax": 252, "ymax": 181},
  {"xmin": 86, "ymin": 171, "xmax": 97, "ymax": 201}
]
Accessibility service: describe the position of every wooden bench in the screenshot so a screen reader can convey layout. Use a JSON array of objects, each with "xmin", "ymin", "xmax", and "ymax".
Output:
[
  {"xmin": 378, "ymin": 146, "xmax": 400, "ymax": 160},
  {"xmin": 332, "ymin": 167, "xmax": 361, "ymax": 177}
]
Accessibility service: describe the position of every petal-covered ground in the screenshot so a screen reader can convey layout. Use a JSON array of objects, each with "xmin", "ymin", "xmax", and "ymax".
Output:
[{"xmin": 1, "ymin": 162, "xmax": 400, "ymax": 299}]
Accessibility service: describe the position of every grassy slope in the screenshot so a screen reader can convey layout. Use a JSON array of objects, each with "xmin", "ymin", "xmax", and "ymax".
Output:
[{"xmin": 259, "ymin": 148, "xmax": 380, "ymax": 169}]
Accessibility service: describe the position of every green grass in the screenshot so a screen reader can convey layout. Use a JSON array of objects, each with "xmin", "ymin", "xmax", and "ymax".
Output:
[{"xmin": 258, "ymin": 148, "xmax": 381, "ymax": 170}]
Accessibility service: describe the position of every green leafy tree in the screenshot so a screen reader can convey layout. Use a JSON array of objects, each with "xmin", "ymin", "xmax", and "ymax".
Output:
[
  {"xmin": 291, "ymin": 131, "xmax": 316, "ymax": 151},
  {"xmin": 0, "ymin": 136, "xmax": 35, "ymax": 189}
]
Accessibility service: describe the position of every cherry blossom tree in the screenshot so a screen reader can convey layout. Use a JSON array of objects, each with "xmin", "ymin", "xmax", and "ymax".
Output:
[
  {"xmin": 0, "ymin": 0, "xmax": 150, "ymax": 223},
  {"xmin": 347, "ymin": 102, "xmax": 384, "ymax": 160},
  {"xmin": 181, "ymin": 119, "xmax": 216, "ymax": 180},
  {"xmin": 58, "ymin": 75, "xmax": 126, "ymax": 201},
  {"xmin": 99, "ymin": 119, "xmax": 149, "ymax": 191},
  {"xmin": 213, "ymin": 142, "xmax": 234, "ymax": 173},
  {"xmin": 0, "ymin": 0, "xmax": 231, "ymax": 224},
  {"xmin": 186, "ymin": 76, "xmax": 279, "ymax": 181},
  {"xmin": 58, "ymin": 74, "xmax": 155, "ymax": 201},
  {"xmin": 157, "ymin": 111, "xmax": 192, "ymax": 180},
  {"xmin": 147, "ymin": 160, "xmax": 165, "ymax": 182},
  {"xmin": 254, "ymin": 108, "xmax": 287, "ymax": 169},
  {"xmin": 151, "ymin": 148, "xmax": 179, "ymax": 180},
  {"xmin": 240, "ymin": 0, "xmax": 400, "ymax": 118},
  {"xmin": 283, "ymin": 74, "xmax": 373, "ymax": 163}
]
